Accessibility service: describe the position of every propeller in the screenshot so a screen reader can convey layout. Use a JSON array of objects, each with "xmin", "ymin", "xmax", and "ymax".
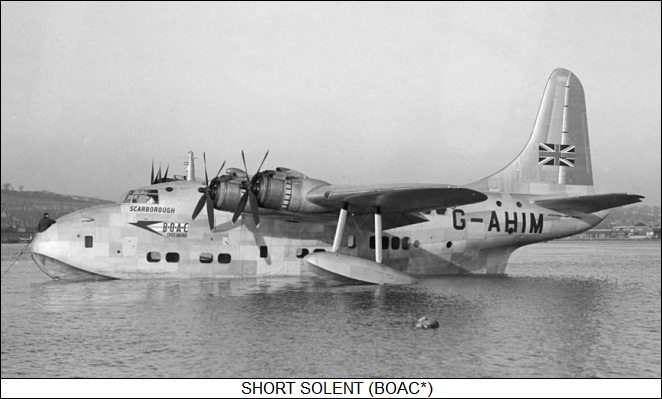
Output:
[
  {"xmin": 191, "ymin": 152, "xmax": 226, "ymax": 230},
  {"xmin": 150, "ymin": 160, "xmax": 170, "ymax": 184},
  {"xmin": 232, "ymin": 150, "xmax": 269, "ymax": 227},
  {"xmin": 162, "ymin": 164, "xmax": 169, "ymax": 182}
]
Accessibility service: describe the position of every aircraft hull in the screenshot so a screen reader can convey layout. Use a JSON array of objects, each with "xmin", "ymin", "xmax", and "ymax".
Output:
[{"xmin": 28, "ymin": 194, "xmax": 602, "ymax": 282}]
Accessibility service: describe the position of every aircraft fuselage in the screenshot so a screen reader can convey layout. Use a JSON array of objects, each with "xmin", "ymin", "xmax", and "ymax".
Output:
[{"xmin": 29, "ymin": 180, "xmax": 604, "ymax": 281}]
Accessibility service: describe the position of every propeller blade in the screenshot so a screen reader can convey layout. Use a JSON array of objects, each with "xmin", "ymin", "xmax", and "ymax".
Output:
[
  {"xmin": 191, "ymin": 194, "xmax": 206, "ymax": 220},
  {"xmin": 151, "ymin": 160, "xmax": 155, "ymax": 184},
  {"xmin": 191, "ymin": 155, "xmax": 225, "ymax": 229},
  {"xmin": 214, "ymin": 161, "xmax": 226, "ymax": 180},
  {"xmin": 241, "ymin": 150, "xmax": 250, "ymax": 181},
  {"xmin": 248, "ymin": 190, "xmax": 260, "ymax": 227},
  {"xmin": 232, "ymin": 190, "xmax": 250, "ymax": 224},
  {"xmin": 256, "ymin": 150, "xmax": 269, "ymax": 175},
  {"xmin": 250, "ymin": 150, "xmax": 270, "ymax": 186},
  {"xmin": 163, "ymin": 164, "xmax": 169, "ymax": 181},
  {"xmin": 156, "ymin": 163, "xmax": 162, "ymax": 183},
  {"xmin": 205, "ymin": 192, "xmax": 215, "ymax": 230},
  {"xmin": 203, "ymin": 152, "xmax": 209, "ymax": 186}
]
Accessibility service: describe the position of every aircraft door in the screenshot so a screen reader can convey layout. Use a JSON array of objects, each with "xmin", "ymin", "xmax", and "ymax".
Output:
[{"xmin": 122, "ymin": 236, "xmax": 137, "ymax": 257}]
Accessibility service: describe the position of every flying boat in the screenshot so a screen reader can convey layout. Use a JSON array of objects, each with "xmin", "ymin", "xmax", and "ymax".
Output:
[{"xmin": 29, "ymin": 69, "xmax": 644, "ymax": 284}]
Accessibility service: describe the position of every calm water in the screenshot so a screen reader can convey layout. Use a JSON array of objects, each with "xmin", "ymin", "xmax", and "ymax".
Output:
[{"xmin": 1, "ymin": 241, "xmax": 660, "ymax": 378}]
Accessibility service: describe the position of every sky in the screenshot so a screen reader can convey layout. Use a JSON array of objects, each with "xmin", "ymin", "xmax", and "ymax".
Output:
[{"xmin": 2, "ymin": 1, "xmax": 660, "ymax": 204}]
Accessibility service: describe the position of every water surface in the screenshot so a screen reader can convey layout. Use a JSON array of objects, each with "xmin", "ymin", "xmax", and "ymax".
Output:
[{"xmin": 2, "ymin": 241, "xmax": 660, "ymax": 378}]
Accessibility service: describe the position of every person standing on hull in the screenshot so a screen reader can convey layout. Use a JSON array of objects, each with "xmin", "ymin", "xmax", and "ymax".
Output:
[{"xmin": 37, "ymin": 213, "xmax": 56, "ymax": 233}]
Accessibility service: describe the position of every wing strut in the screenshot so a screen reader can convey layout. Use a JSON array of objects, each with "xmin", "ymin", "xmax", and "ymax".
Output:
[
  {"xmin": 375, "ymin": 207, "xmax": 383, "ymax": 264},
  {"xmin": 311, "ymin": 204, "xmax": 415, "ymax": 284},
  {"xmin": 331, "ymin": 204, "xmax": 384, "ymax": 264},
  {"xmin": 332, "ymin": 203, "xmax": 349, "ymax": 252}
]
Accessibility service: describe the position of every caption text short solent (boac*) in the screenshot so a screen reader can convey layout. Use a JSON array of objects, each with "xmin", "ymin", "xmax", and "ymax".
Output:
[{"xmin": 241, "ymin": 381, "xmax": 433, "ymax": 396}]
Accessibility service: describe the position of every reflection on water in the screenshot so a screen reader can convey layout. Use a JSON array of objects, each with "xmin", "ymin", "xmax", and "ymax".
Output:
[{"xmin": 1, "ymin": 241, "xmax": 660, "ymax": 377}]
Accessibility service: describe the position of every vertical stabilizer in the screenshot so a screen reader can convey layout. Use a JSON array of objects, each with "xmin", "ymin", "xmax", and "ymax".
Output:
[
  {"xmin": 186, "ymin": 151, "xmax": 196, "ymax": 181},
  {"xmin": 467, "ymin": 69, "xmax": 594, "ymax": 196}
]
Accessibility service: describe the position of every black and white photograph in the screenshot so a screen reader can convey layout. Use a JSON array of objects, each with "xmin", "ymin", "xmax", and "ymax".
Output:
[{"xmin": 1, "ymin": 2, "xmax": 660, "ymax": 397}]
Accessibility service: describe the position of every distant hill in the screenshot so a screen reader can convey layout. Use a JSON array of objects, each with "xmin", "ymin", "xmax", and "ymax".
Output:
[
  {"xmin": 594, "ymin": 204, "xmax": 661, "ymax": 228},
  {"xmin": 1, "ymin": 189, "xmax": 113, "ymax": 240}
]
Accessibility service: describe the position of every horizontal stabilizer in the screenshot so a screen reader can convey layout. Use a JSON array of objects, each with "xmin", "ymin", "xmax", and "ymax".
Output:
[
  {"xmin": 534, "ymin": 193, "xmax": 644, "ymax": 215},
  {"xmin": 305, "ymin": 252, "xmax": 418, "ymax": 285}
]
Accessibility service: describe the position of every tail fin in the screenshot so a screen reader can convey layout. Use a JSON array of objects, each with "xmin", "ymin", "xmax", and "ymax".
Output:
[{"xmin": 467, "ymin": 68, "xmax": 594, "ymax": 196}]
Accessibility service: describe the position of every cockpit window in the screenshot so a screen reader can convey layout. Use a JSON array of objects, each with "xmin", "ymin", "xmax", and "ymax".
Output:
[{"xmin": 121, "ymin": 189, "xmax": 159, "ymax": 204}]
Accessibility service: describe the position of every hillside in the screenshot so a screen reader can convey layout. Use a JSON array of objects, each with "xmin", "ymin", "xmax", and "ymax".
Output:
[
  {"xmin": 1, "ymin": 189, "xmax": 113, "ymax": 241},
  {"xmin": 594, "ymin": 204, "xmax": 661, "ymax": 228}
]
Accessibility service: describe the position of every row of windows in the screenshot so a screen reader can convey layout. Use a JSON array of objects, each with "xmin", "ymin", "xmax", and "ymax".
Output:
[
  {"xmin": 147, "ymin": 252, "xmax": 232, "ymax": 264},
  {"xmin": 296, "ymin": 248, "xmax": 327, "ymax": 258},
  {"xmin": 496, "ymin": 200, "xmax": 523, "ymax": 208},
  {"xmin": 86, "ymin": 233, "xmax": 432, "ymax": 263},
  {"xmin": 145, "ymin": 248, "xmax": 324, "ymax": 263},
  {"xmin": 85, "ymin": 233, "xmax": 417, "ymax": 256},
  {"xmin": 369, "ymin": 236, "xmax": 416, "ymax": 250},
  {"xmin": 145, "ymin": 246, "xmax": 269, "ymax": 264},
  {"xmin": 145, "ymin": 241, "xmax": 455, "ymax": 264},
  {"xmin": 423, "ymin": 209, "xmax": 448, "ymax": 215}
]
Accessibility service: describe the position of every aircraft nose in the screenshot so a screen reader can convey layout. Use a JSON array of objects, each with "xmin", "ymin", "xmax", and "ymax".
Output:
[{"xmin": 29, "ymin": 222, "xmax": 59, "ymax": 256}]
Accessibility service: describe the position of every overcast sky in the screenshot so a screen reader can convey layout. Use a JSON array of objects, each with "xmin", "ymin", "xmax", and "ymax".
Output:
[{"xmin": 2, "ymin": 2, "xmax": 660, "ymax": 204}]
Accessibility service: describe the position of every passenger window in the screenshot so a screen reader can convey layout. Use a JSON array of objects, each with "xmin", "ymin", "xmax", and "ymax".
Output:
[
  {"xmin": 84, "ymin": 236, "xmax": 93, "ymax": 248},
  {"xmin": 166, "ymin": 252, "xmax": 180, "ymax": 263},
  {"xmin": 370, "ymin": 236, "xmax": 391, "ymax": 250},
  {"xmin": 218, "ymin": 253, "xmax": 232, "ymax": 264},
  {"xmin": 147, "ymin": 252, "xmax": 161, "ymax": 262},
  {"xmin": 296, "ymin": 248, "xmax": 309, "ymax": 259},
  {"xmin": 199, "ymin": 253, "xmax": 213, "ymax": 263},
  {"xmin": 260, "ymin": 246, "xmax": 268, "ymax": 258},
  {"xmin": 402, "ymin": 237, "xmax": 411, "ymax": 250},
  {"xmin": 347, "ymin": 235, "xmax": 356, "ymax": 248},
  {"xmin": 391, "ymin": 237, "xmax": 400, "ymax": 250},
  {"xmin": 313, "ymin": 249, "xmax": 326, "ymax": 253}
]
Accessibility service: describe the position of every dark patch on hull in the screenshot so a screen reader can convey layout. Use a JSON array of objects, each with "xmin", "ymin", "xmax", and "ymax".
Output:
[{"xmin": 31, "ymin": 254, "xmax": 114, "ymax": 282}]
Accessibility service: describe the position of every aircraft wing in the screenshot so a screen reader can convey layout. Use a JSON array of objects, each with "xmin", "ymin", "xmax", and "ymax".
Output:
[
  {"xmin": 257, "ymin": 208, "xmax": 429, "ymax": 230},
  {"xmin": 534, "ymin": 193, "xmax": 644, "ymax": 215},
  {"xmin": 307, "ymin": 184, "xmax": 489, "ymax": 213}
]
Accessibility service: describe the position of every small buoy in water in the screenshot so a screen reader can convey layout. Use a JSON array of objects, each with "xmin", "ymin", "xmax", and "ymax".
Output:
[{"xmin": 415, "ymin": 315, "xmax": 439, "ymax": 329}]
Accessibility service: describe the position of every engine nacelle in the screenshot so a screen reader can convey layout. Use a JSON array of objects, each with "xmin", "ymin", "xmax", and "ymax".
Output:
[{"xmin": 213, "ymin": 170, "xmax": 330, "ymax": 214}]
